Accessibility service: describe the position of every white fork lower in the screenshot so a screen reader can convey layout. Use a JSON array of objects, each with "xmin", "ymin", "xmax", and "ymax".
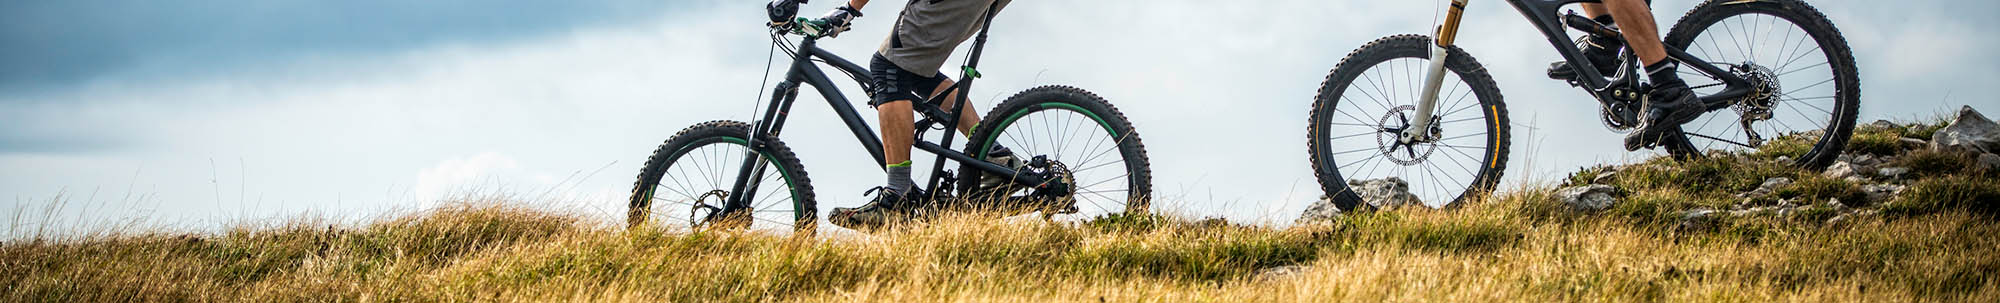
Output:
[{"xmin": 1401, "ymin": 43, "xmax": 1453, "ymax": 144}]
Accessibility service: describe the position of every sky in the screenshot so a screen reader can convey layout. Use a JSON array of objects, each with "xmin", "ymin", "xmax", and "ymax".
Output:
[{"xmin": 5, "ymin": 0, "xmax": 1997, "ymax": 237}]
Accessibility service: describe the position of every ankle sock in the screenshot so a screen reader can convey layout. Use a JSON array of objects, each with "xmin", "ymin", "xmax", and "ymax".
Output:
[
  {"xmin": 886, "ymin": 161, "xmax": 914, "ymax": 193},
  {"xmin": 1645, "ymin": 60, "xmax": 1684, "ymax": 87}
]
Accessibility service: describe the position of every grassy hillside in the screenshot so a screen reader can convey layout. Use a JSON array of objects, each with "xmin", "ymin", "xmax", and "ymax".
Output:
[{"xmin": 5, "ymin": 120, "xmax": 1998, "ymax": 302}]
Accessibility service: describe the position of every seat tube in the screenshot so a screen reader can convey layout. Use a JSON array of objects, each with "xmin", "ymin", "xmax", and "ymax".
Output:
[{"xmin": 1406, "ymin": 0, "xmax": 1468, "ymax": 143}]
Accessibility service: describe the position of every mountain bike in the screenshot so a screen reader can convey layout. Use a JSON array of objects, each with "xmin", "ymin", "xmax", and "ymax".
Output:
[
  {"xmin": 1308, "ymin": 0, "xmax": 1858, "ymax": 210},
  {"xmin": 627, "ymin": 4, "xmax": 1152, "ymax": 235}
]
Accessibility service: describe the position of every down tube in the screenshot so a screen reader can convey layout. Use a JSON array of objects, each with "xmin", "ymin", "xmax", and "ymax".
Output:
[{"xmin": 796, "ymin": 58, "xmax": 888, "ymax": 169}]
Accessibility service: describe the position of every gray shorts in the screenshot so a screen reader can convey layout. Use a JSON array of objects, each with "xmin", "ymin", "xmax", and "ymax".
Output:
[{"xmin": 873, "ymin": 0, "xmax": 1011, "ymax": 78}]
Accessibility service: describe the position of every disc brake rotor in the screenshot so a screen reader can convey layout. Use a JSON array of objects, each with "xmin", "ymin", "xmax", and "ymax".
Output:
[
  {"xmin": 687, "ymin": 190, "xmax": 728, "ymax": 228},
  {"xmin": 1375, "ymin": 105, "xmax": 1442, "ymax": 166}
]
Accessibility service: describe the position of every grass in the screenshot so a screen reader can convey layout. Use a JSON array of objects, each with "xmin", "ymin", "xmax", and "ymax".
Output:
[
  {"xmin": 9, "ymin": 193, "xmax": 1994, "ymax": 301},
  {"xmin": 5, "ymin": 119, "xmax": 1998, "ymax": 301}
]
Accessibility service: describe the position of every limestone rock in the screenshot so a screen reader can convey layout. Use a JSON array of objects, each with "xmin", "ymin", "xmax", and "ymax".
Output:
[
  {"xmin": 1980, "ymin": 153, "xmax": 2000, "ymax": 171},
  {"xmin": 1931, "ymin": 106, "xmax": 2000, "ymax": 153},
  {"xmin": 1899, "ymin": 137, "xmax": 1929, "ymax": 150},
  {"xmin": 1738, "ymin": 177, "xmax": 1794, "ymax": 199},
  {"xmin": 1876, "ymin": 166, "xmax": 1911, "ymax": 178},
  {"xmin": 1677, "ymin": 209, "xmax": 1721, "ymax": 231},
  {"xmin": 1255, "ymin": 265, "xmax": 1312, "ymax": 281},
  {"xmin": 1351, "ymin": 177, "xmax": 1421, "ymax": 209},
  {"xmin": 1869, "ymin": 119, "xmax": 1900, "ymax": 130},
  {"xmin": 1862, "ymin": 183, "xmax": 1905, "ymax": 205},
  {"xmin": 1558, "ymin": 184, "xmax": 1620, "ymax": 211},
  {"xmin": 1824, "ymin": 162, "xmax": 1858, "ymax": 179},
  {"xmin": 1294, "ymin": 196, "xmax": 1345, "ymax": 225}
]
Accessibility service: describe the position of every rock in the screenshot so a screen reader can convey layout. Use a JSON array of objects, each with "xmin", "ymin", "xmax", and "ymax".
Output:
[
  {"xmin": 1731, "ymin": 206, "xmax": 1788, "ymax": 217},
  {"xmin": 1294, "ymin": 178, "xmax": 1422, "ymax": 225},
  {"xmin": 1821, "ymin": 198, "xmax": 1849, "ymax": 212},
  {"xmin": 1255, "ymin": 265, "xmax": 1312, "ymax": 281},
  {"xmin": 1899, "ymin": 137, "xmax": 1929, "ymax": 150},
  {"xmin": 1558, "ymin": 185, "xmax": 1620, "ymax": 211},
  {"xmin": 1863, "ymin": 184, "xmax": 1905, "ymax": 204},
  {"xmin": 1876, "ymin": 166, "xmax": 1911, "ymax": 178},
  {"xmin": 1738, "ymin": 177, "xmax": 1794, "ymax": 199},
  {"xmin": 1294, "ymin": 196, "xmax": 1346, "ymax": 225},
  {"xmin": 1852, "ymin": 154, "xmax": 1879, "ymax": 166},
  {"xmin": 1760, "ymin": 177, "xmax": 1794, "ymax": 189},
  {"xmin": 1931, "ymin": 105, "xmax": 2000, "ymax": 153},
  {"xmin": 1980, "ymin": 153, "xmax": 2000, "ymax": 171},
  {"xmin": 1350, "ymin": 178, "xmax": 1421, "ymax": 209},
  {"xmin": 1677, "ymin": 209, "xmax": 1721, "ymax": 231},
  {"xmin": 1824, "ymin": 162, "xmax": 1858, "ymax": 179},
  {"xmin": 1870, "ymin": 119, "xmax": 1900, "ymax": 130}
]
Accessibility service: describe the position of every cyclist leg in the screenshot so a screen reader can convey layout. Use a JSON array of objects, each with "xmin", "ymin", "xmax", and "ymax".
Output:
[
  {"xmin": 830, "ymin": 54, "xmax": 947, "ymax": 230},
  {"xmin": 1548, "ymin": 3, "xmax": 1624, "ymax": 80},
  {"xmin": 929, "ymin": 79, "xmax": 980, "ymax": 134},
  {"xmin": 1603, "ymin": 0, "xmax": 1704, "ymax": 150}
]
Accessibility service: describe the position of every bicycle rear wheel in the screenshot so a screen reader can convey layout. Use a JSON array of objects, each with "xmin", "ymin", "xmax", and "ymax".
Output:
[
  {"xmin": 958, "ymin": 86, "xmax": 1152, "ymax": 222},
  {"xmin": 1663, "ymin": 0, "xmax": 1860, "ymax": 168},
  {"xmin": 1308, "ymin": 35, "xmax": 1510, "ymax": 211}
]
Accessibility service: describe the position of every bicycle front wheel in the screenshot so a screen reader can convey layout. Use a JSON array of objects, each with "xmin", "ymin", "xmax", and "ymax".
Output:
[
  {"xmin": 628, "ymin": 121, "xmax": 816, "ymax": 235},
  {"xmin": 1308, "ymin": 35, "xmax": 1510, "ymax": 212}
]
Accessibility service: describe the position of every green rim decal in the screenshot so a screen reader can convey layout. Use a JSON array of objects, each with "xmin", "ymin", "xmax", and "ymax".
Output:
[
  {"xmin": 650, "ymin": 136, "xmax": 808, "ymax": 222},
  {"xmin": 977, "ymin": 102, "xmax": 1118, "ymax": 158}
]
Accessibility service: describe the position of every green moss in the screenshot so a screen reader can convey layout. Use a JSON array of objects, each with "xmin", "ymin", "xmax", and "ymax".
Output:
[
  {"xmin": 1888, "ymin": 150, "xmax": 1978, "ymax": 179},
  {"xmin": 1774, "ymin": 176, "xmax": 1866, "ymax": 206},
  {"xmin": 1883, "ymin": 175, "xmax": 2000, "ymax": 218}
]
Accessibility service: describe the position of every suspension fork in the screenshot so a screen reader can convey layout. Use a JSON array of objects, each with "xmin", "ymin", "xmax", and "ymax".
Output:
[
  {"xmin": 720, "ymin": 45, "xmax": 815, "ymax": 217},
  {"xmin": 1404, "ymin": 0, "xmax": 1469, "ymax": 144}
]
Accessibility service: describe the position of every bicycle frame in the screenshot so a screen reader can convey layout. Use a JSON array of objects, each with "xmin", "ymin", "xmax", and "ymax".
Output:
[
  {"xmin": 717, "ymin": 3, "xmax": 1038, "ymax": 215},
  {"xmin": 1404, "ymin": 0, "xmax": 1756, "ymax": 142}
]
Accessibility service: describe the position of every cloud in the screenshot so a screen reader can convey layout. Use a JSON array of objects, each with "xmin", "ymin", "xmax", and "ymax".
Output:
[
  {"xmin": 0, "ymin": 0, "xmax": 696, "ymax": 95},
  {"xmin": 3, "ymin": 0, "xmax": 1998, "ymax": 233},
  {"xmin": 412, "ymin": 152, "xmax": 522, "ymax": 201}
]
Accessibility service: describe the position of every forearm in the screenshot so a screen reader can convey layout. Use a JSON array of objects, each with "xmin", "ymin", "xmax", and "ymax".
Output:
[{"xmin": 847, "ymin": 0, "xmax": 868, "ymax": 10}]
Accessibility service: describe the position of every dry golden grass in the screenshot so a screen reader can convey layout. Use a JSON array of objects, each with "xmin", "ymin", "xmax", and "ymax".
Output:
[
  {"xmin": 6, "ymin": 190, "xmax": 1996, "ymax": 302},
  {"xmin": 5, "ymin": 121, "xmax": 1998, "ymax": 302}
]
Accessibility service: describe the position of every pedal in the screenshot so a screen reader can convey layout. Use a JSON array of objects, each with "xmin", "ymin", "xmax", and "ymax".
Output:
[{"xmin": 1548, "ymin": 62, "xmax": 1579, "ymax": 81}]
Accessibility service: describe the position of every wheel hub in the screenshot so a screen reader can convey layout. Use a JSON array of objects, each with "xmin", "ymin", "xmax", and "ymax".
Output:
[
  {"xmin": 1376, "ymin": 105, "xmax": 1442, "ymax": 166},
  {"xmin": 1733, "ymin": 62, "xmax": 1782, "ymax": 122},
  {"xmin": 1731, "ymin": 62, "xmax": 1782, "ymax": 147},
  {"xmin": 688, "ymin": 190, "xmax": 729, "ymax": 228},
  {"xmin": 1033, "ymin": 160, "xmax": 1080, "ymax": 215}
]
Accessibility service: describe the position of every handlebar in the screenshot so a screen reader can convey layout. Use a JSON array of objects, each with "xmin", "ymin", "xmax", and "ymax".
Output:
[{"xmin": 768, "ymin": 17, "xmax": 846, "ymax": 39}]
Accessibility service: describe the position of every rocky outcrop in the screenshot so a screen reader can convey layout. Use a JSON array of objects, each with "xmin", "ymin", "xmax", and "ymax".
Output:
[
  {"xmin": 1294, "ymin": 178, "xmax": 1424, "ymax": 224},
  {"xmin": 1932, "ymin": 106, "xmax": 2000, "ymax": 153},
  {"xmin": 1351, "ymin": 178, "xmax": 1422, "ymax": 209},
  {"xmin": 1558, "ymin": 185, "xmax": 1619, "ymax": 212}
]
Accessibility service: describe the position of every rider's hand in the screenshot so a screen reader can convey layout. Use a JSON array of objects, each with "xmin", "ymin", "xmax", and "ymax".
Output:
[
  {"xmin": 813, "ymin": 4, "xmax": 862, "ymax": 37},
  {"xmin": 767, "ymin": 0, "xmax": 806, "ymax": 26}
]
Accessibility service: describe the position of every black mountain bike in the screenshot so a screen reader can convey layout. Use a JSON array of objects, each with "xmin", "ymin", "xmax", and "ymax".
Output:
[
  {"xmin": 628, "ymin": 5, "xmax": 1151, "ymax": 235},
  {"xmin": 1309, "ymin": 0, "xmax": 1858, "ymax": 210}
]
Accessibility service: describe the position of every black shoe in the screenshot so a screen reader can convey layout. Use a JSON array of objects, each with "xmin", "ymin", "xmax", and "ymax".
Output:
[
  {"xmin": 1548, "ymin": 35, "xmax": 1624, "ymax": 81},
  {"xmin": 1624, "ymin": 81, "xmax": 1706, "ymax": 151},
  {"xmin": 829, "ymin": 187, "xmax": 928, "ymax": 231}
]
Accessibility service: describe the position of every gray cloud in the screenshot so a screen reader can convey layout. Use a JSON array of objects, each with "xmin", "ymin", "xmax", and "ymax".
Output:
[
  {"xmin": 3, "ymin": 0, "xmax": 1997, "ymax": 235},
  {"xmin": 0, "ymin": 0, "xmax": 697, "ymax": 95}
]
